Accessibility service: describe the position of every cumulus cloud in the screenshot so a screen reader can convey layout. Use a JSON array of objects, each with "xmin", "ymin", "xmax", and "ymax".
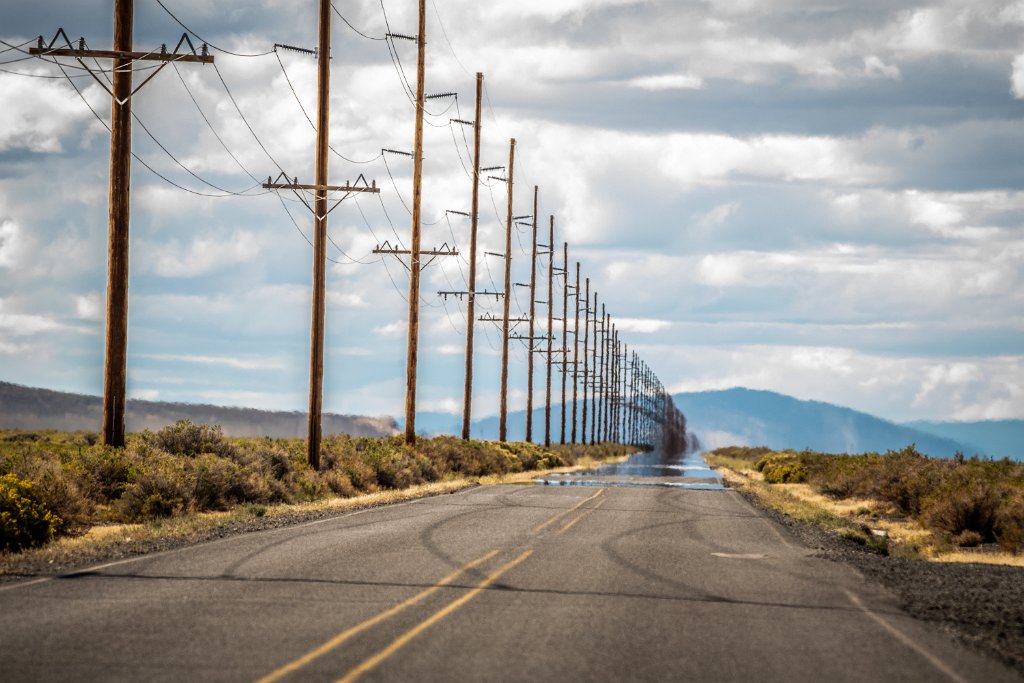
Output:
[
  {"xmin": 2, "ymin": 0, "xmax": 1023, "ymax": 423},
  {"xmin": 1012, "ymin": 53, "xmax": 1024, "ymax": 98},
  {"xmin": 74, "ymin": 294, "xmax": 102, "ymax": 321},
  {"xmin": 626, "ymin": 73, "xmax": 703, "ymax": 91},
  {"xmin": 140, "ymin": 231, "xmax": 262, "ymax": 278},
  {"xmin": 863, "ymin": 55, "xmax": 901, "ymax": 80},
  {"xmin": 0, "ymin": 74, "xmax": 93, "ymax": 153},
  {"xmin": 0, "ymin": 219, "xmax": 25, "ymax": 268}
]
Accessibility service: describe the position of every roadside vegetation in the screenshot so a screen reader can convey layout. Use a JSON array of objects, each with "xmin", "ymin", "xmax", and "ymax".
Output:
[
  {"xmin": 0, "ymin": 422, "xmax": 631, "ymax": 555},
  {"xmin": 706, "ymin": 445, "xmax": 1024, "ymax": 562}
]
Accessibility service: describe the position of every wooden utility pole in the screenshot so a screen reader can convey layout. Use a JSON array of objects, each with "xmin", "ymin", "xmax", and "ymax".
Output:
[
  {"xmin": 31, "ymin": 2, "xmax": 213, "ymax": 448},
  {"xmin": 403, "ymin": 0, "xmax": 428, "ymax": 445},
  {"xmin": 577, "ymin": 270, "xmax": 585, "ymax": 446},
  {"xmin": 544, "ymin": 217, "xmax": 554, "ymax": 447},
  {"xmin": 589, "ymin": 292, "xmax": 599, "ymax": 445},
  {"xmin": 461, "ymin": 72, "xmax": 484, "ymax": 441},
  {"xmin": 498, "ymin": 139, "xmax": 516, "ymax": 442},
  {"xmin": 308, "ymin": 0, "xmax": 333, "ymax": 464},
  {"xmin": 559, "ymin": 242, "xmax": 569, "ymax": 444},
  {"xmin": 581, "ymin": 279, "xmax": 590, "ymax": 443},
  {"xmin": 525, "ymin": 186, "xmax": 539, "ymax": 443},
  {"xmin": 599, "ymin": 309, "xmax": 609, "ymax": 441},
  {"xmin": 264, "ymin": 3, "xmax": 379, "ymax": 466}
]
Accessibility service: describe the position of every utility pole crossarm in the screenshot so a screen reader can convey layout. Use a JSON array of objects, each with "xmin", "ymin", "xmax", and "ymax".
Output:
[
  {"xmin": 30, "ymin": 46, "xmax": 213, "ymax": 63},
  {"xmin": 263, "ymin": 182, "xmax": 380, "ymax": 193}
]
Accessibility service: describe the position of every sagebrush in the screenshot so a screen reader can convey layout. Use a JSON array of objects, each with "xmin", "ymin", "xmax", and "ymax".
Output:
[{"xmin": 0, "ymin": 423, "xmax": 630, "ymax": 552}]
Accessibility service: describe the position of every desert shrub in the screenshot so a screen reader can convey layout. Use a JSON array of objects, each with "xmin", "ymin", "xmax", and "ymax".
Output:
[
  {"xmin": 148, "ymin": 420, "xmax": 235, "ymax": 458},
  {"xmin": 995, "ymin": 489, "xmax": 1024, "ymax": 554},
  {"xmin": 953, "ymin": 530, "xmax": 983, "ymax": 547},
  {"xmin": 0, "ymin": 473, "xmax": 63, "ymax": 552},
  {"xmin": 921, "ymin": 479, "xmax": 1003, "ymax": 541},
  {"xmin": 75, "ymin": 447, "xmax": 138, "ymax": 501},
  {"xmin": 756, "ymin": 453, "xmax": 808, "ymax": 484},
  {"xmin": 322, "ymin": 470, "xmax": 357, "ymax": 497},
  {"xmin": 116, "ymin": 454, "xmax": 188, "ymax": 521},
  {"xmin": 188, "ymin": 453, "xmax": 263, "ymax": 511}
]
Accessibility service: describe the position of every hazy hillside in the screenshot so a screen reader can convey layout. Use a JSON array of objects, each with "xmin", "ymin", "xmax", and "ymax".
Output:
[
  {"xmin": 409, "ymin": 408, "xmax": 569, "ymax": 442},
  {"xmin": 0, "ymin": 382, "xmax": 398, "ymax": 438},
  {"xmin": 672, "ymin": 387, "xmax": 977, "ymax": 458},
  {"xmin": 905, "ymin": 419, "xmax": 1023, "ymax": 460}
]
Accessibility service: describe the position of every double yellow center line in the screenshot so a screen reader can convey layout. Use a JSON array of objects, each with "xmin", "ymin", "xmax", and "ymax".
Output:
[{"xmin": 257, "ymin": 487, "xmax": 607, "ymax": 683}]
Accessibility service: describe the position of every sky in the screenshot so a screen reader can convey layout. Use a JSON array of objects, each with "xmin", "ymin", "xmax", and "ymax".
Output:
[{"xmin": 1, "ymin": 0, "xmax": 1022, "ymax": 425}]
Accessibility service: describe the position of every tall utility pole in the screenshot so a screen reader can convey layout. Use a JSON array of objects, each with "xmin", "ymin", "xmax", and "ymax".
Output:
[
  {"xmin": 309, "ymin": 0, "xmax": 334, "ymax": 464},
  {"xmin": 31, "ymin": 2, "xmax": 213, "ymax": 448},
  {"xmin": 589, "ymin": 292, "xmax": 599, "ymax": 445},
  {"xmin": 559, "ymin": 242, "xmax": 569, "ymax": 444},
  {"xmin": 498, "ymin": 139, "xmax": 516, "ymax": 442},
  {"xmin": 264, "ymin": 2, "xmax": 379, "ymax": 465},
  {"xmin": 544, "ymin": 217, "xmax": 554, "ymax": 447},
  {"xmin": 404, "ymin": 0, "xmax": 428, "ymax": 445},
  {"xmin": 577, "ymin": 272, "xmax": 585, "ymax": 448},
  {"xmin": 460, "ymin": 72, "xmax": 484, "ymax": 441},
  {"xmin": 525, "ymin": 187, "xmax": 539, "ymax": 443},
  {"xmin": 599, "ymin": 309, "xmax": 609, "ymax": 441}
]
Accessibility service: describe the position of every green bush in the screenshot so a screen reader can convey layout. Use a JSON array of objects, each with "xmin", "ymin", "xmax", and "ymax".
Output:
[
  {"xmin": 148, "ymin": 420, "xmax": 235, "ymax": 458},
  {"xmin": 756, "ymin": 453, "xmax": 809, "ymax": 484},
  {"xmin": 0, "ymin": 473, "xmax": 63, "ymax": 552},
  {"xmin": 116, "ymin": 455, "xmax": 188, "ymax": 521}
]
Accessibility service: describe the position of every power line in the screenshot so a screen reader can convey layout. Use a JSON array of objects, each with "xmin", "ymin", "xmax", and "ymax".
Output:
[
  {"xmin": 154, "ymin": 0, "xmax": 276, "ymax": 57},
  {"xmin": 273, "ymin": 49, "xmax": 383, "ymax": 165},
  {"xmin": 212, "ymin": 62, "xmax": 287, "ymax": 175},
  {"xmin": 56, "ymin": 61, "xmax": 262, "ymax": 198},
  {"xmin": 331, "ymin": 3, "xmax": 386, "ymax": 41}
]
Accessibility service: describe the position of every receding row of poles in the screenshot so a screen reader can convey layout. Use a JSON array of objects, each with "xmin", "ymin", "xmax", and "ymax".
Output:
[{"xmin": 29, "ymin": 0, "xmax": 681, "ymax": 466}]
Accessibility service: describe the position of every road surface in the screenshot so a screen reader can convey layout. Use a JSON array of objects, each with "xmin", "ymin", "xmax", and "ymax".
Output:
[{"xmin": 0, "ymin": 467, "xmax": 1018, "ymax": 682}]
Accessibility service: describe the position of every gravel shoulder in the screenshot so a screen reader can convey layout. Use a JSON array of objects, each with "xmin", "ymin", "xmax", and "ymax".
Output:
[{"xmin": 734, "ymin": 484, "xmax": 1024, "ymax": 676}]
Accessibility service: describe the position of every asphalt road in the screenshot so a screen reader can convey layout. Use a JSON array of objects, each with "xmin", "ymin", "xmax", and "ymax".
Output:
[{"xmin": 1, "ymin": 482, "xmax": 1019, "ymax": 682}]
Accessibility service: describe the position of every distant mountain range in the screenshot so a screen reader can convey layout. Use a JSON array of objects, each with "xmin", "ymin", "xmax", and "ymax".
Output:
[
  {"xmin": 0, "ymin": 382, "xmax": 397, "ymax": 438},
  {"xmin": 672, "ymin": 388, "xmax": 1023, "ymax": 460},
  {"xmin": 412, "ymin": 388, "xmax": 1021, "ymax": 461},
  {"xmin": 5, "ymin": 380, "xmax": 1018, "ymax": 460}
]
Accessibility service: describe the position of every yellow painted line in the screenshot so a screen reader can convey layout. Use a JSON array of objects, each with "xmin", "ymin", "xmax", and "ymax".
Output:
[
  {"xmin": 531, "ymin": 488, "xmax": 604, "ymax": 533},
  {"xmin": 336, "ymin": 549, "xmax": 534, "ymax": 683},
  {"xmin": 559, "ymin": 497, "xmax": 606, "ymax": 534},
  {"xmin": 254, "ymin": 549, "xmax": 499, "ymax": 683}
]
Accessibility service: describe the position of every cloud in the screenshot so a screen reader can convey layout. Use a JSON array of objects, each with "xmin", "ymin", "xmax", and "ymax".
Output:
[
  {"xmin": 0, "ymin": 298, "xmax": 65, "ymax": 335},
  {"xmin": 626, "ymin": 73, "xmax": 703, "ymax": 91},
  {"xmin": 138, "ymin": 353, "xmax": 287, "ymax": 371},
  {"xmin": 141, "ymin": 230, "xmax": 263, "ymax": 278},
  {"xmin": 1012, "ymin": 53, "xmax": 1024, "ymax": 98},
  {"xmin": 74, "ymin": 294, "xmax": 102, "ymax": 321},
  {"xmin": 614, "ymin": 318, "xmax": 672, "ymax": 334},
  {"xmin": 0, "ymin": 219, "xmax": 25, "ymax": 268},
  {"xmin": 863, "ymin": 55, "xmax": 901, "ymax": 80},
  {"xmin": 374, "ymin": 321, "xmax": 405, "ymax": 337},
  {"xmin": 0, "ymin": 74, "xmax": 93, "ymax": 153}
]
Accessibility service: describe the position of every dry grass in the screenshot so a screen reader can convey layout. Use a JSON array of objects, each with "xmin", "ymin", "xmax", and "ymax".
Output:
[{"xmin": 710, "ymin": 451, "xmax": 1024, "ymax": 566}]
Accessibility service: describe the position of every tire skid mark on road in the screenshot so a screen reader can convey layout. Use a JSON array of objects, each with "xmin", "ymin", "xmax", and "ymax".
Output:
[
  {"xmin": 334, "ymin": 549, "xmax": 534, "ymax": 683},
  {"xmin": 531, "ymin": 488, "xmax": 605, "ymax": 533},
  {"xmin": 254, "ymin": 549, "xmax": 499, "ymax": 683},
  {"xmin": 252, "ymin": 486, "xmax": 610, "ymax": 682},
  {"xmin": 559, "ymin": 497, "xmax": 607, "ymax": 534}
]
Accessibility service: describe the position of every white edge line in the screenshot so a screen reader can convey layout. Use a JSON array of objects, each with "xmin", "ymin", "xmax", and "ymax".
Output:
[{"xmin": 843, "ymin": 588, "xmax": 968, "ymax": 683}]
